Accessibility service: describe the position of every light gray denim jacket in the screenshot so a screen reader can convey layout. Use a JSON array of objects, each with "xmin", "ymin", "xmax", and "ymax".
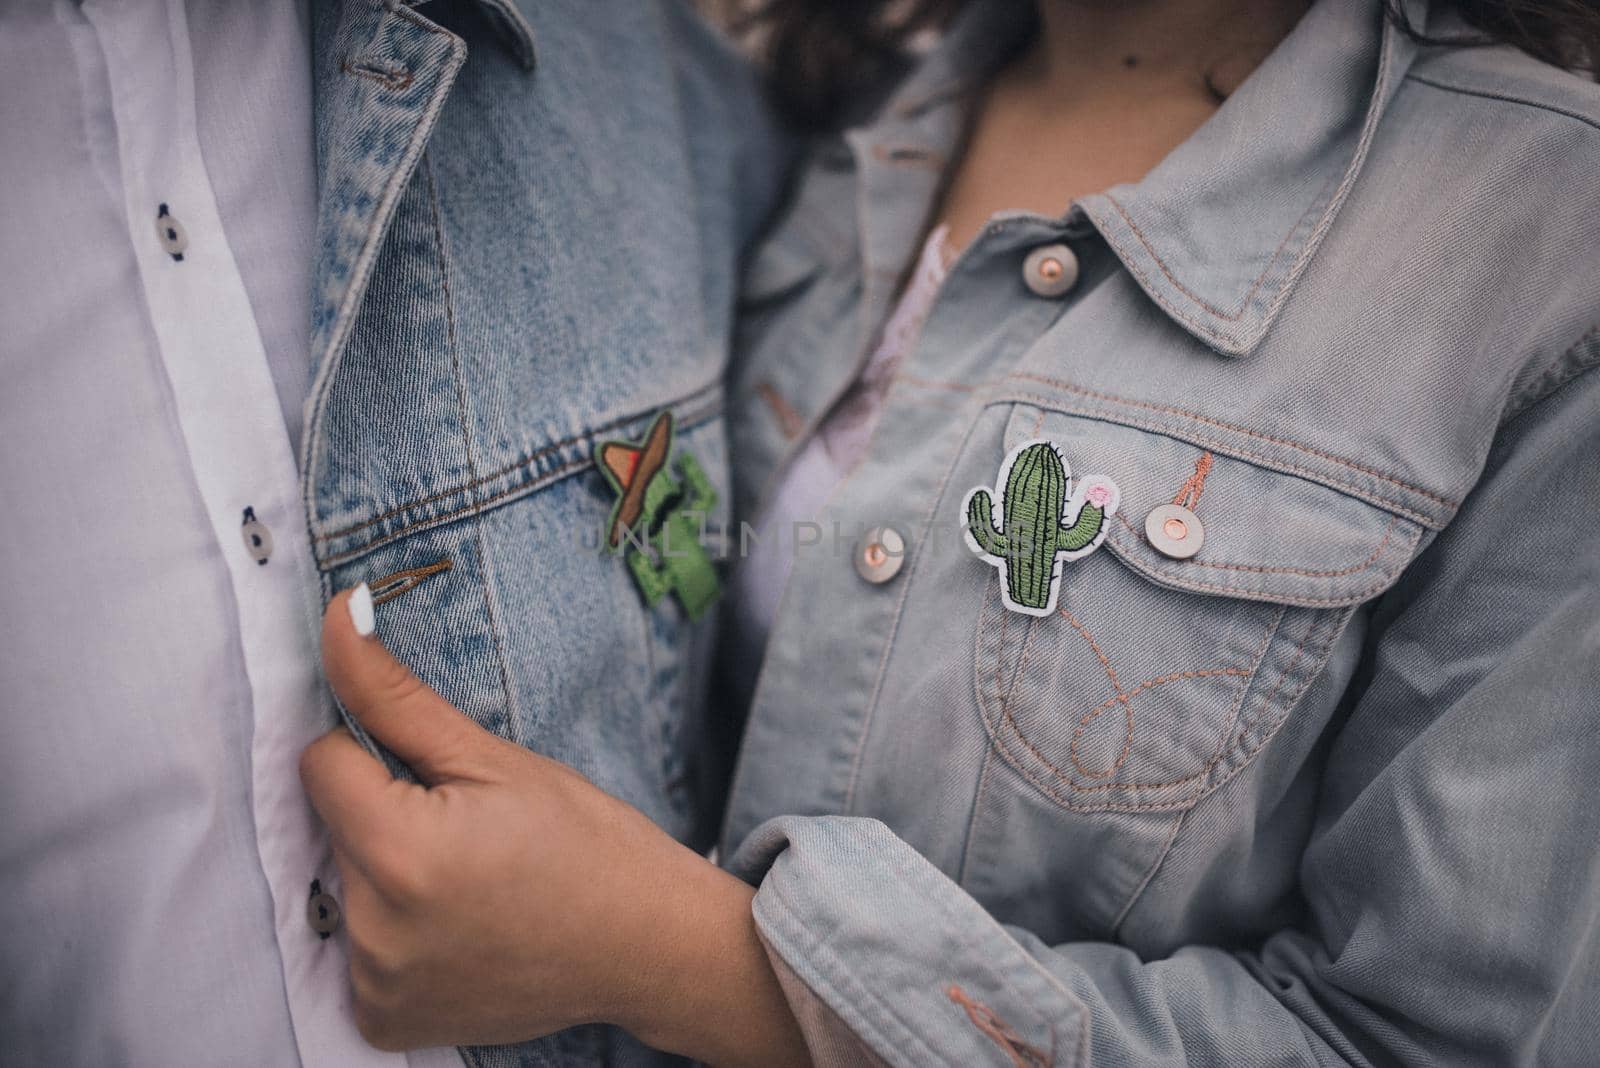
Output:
[
  {"xmin": 721, "ymin": 1, "xmax": 1600, "ymax": 1064},
  {"xmin": 302, "ymin": 2, "xmax": 782, "ymax": 1065}
]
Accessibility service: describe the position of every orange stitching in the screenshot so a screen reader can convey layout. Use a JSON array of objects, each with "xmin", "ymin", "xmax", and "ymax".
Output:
[
  {"xmin": 1093, "ymin": 26, "xmax": 1395, "ymax": 343},
  {"xmin": 1061, "ymin": 609, "xmax": 1125, "ymax": 696},
  {"xmin": 1172, "ymin": 451, "xmax": 1214, "ymax": 510},
  {"xmin": 755, "ymin": 381, "xmax": 805, "ymax": 440},
  {"xmin": 314, "ymin": 386, "xmax": 719, "ymax": 543},
  {"xmin": 1255, "ymin": 606, "xmax": 1325, "ymax": 717},
  {"xmin": 368, "ymin": 557, "xmax": 453, "ymax": 605},
  {"xmin": 1115, "ymin": 512, "xmax": 1402, "ymax": 578},
  {"xmin": 1056, "ymin": 607, "xmax": 1131, "ymax": 780},
  {"xmin": 995, "ymin": 601, "xmax": 1268, "ymax": 786},
  {"xmin": 1007, "ymin": 375, "xmax": 1457, "ymax": 508},
  {"xmin": 1069, "ymin": 668, "xmax": 1253, "ymax": 779},
  {"xmin": 982, "ymin": 604, "xmax": 1288, "ymax": 804},
  {"xmin": 1004, "ymin": 391, "xmax": 1440, "ymax": 527},
  {"xmin": 317, "ymin": 455, "xmax": 589, "ymax": 568},
  {"xmin": 1104, "ymin": 523, "xmax": 1418, "ymax": 606},
  {"xmin": 1102, "ymin": 184, "xmax": 1324, "ymax": 325},
  {"xmin": 1062, "ymin": 607, "xmax": 1285, "ymax": 793},
  {"xmin": 945, "ymin": 986, "xmax": 1049, "ymax": 1068}
]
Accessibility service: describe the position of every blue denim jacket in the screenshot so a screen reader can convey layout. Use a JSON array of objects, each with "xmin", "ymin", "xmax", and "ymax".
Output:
[
  {"xmin": 721, "ymin": 1, "xmax": 1600, "ymax": 1063},
  {"xmin": 303, "ymin": 2, "xmax": 782, "ymax": 1065}
]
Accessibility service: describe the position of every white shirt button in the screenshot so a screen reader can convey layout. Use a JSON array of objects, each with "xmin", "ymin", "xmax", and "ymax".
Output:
[
  {"xmin": 306, "ymin": 880, "xmax": 340, "ymax": 939},
  {"xmin": 855, "ymin": 526, "xmax": 906, "ymax": 584},
  {"xmin": 156, "ymin": 203, "xmax": 188, "ymax": 261},
  {"xmin": 241, "ymin": 507, "xmax": 272, "ymax": 566},
  {"xmin": 1144, "ymin": 503, "xmax": 1205, "ymax": 559},
  {"xmin": 1023, "ymin": 243, "xmax": 1079, "ymax": 297}
]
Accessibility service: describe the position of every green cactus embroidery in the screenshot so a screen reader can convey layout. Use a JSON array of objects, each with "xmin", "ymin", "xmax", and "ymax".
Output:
[
  {"xmin": 962, "ymin": 439, "xmax": 1120, "ymax": 617},
  {"xmin": 595, "ymin": 411, "xmax": 721, "ymax": 620}
]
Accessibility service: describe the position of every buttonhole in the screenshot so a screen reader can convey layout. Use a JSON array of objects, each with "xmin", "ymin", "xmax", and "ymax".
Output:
[
  {"xmin": 369, "ymin": 557, "xmax": 453, "ymax": 606},
  {"xmin": 873, "ymin": 144, "xmax": 944, "ymax": 169},
  {"xmin": 340, "ymin": 57, "xmax": 414, "ymax": 90}
]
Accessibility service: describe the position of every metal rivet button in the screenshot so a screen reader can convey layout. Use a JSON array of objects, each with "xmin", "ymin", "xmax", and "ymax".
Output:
[
  {"xmin": 307, "ymin": 880, "xmax": 341, "ymax": 939},
  {"xmin": 241, "ymin": 507, "xmax": 272, "ymax": 566},
  {"xmin": 1023, "ymin": 243, "xmax": 1079, "ymax": 298},
  {"xmin": 1144, "ymin": 503, "xmax": 1205, "ymax": 559},
  {"xmin": 855, "ymin": 526, "xmax": 905, "ymax": 584},
  {"xmin": 156, "ymin": 203, "xmax": 188, "ymax": 261}
]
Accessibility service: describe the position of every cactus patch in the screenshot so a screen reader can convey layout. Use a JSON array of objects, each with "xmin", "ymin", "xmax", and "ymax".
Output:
[
  {"xmin": 595, "ymin": 411, "xmax": 721, "ymax": 621},
  {"xmin": 962, "ymin": 440, "xmax": 1120, "ymax": 617}
]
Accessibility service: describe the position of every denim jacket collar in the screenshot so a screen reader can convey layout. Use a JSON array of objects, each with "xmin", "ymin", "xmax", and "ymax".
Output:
[
  {"xmin": 307, "ymin": 0, "xmax": 533, "ymax": 376},
  {"xmin": 874, "ymin": 0, "xmax": 1427, "ymax": 356},
  {"xmin": 303, "ymin": 0, "xmax": 536, "ymax": 546}
]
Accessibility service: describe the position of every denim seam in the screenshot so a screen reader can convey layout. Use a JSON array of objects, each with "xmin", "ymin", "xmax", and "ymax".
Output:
[
  {"xmin": 1109, "ymin": 809, "xmax": 1187, "ymax": 938},
  {"xmin": 977, "ymin": 597, "xmax": 1293, "ymax": 812},
  {"xmin": 1009, "ymin": 394, "xmax": 1441, "ymax": 529},
  {"xmin": 990, "ymin": 599, "xmax": 1276, "ymax": 795},
  {"xmin": 1091, "ymin": 15, "xmax": 1400, "ymax": 352},
  {"xmin": 1502, "ymin": 325, "xmax": 1600, "ymax": 423},
  {"xmin": 1005, "ymin": 375, "xmax": 1456, "ymax": 508},
  {"xmin": 301, "ymin": 0, "xmax": 465, "ymax": 591},
  {"xmin": 1102, "ymin": 521, "xmax": 1421, "ymax": 606},
  {"xmin": 314, "ymin": 383, "xmax": 721, "ymax": 541},
  {"xmin": 759, "ymin": 858, "xmax": 1084, "ymax": 1067},
  {"xmin": 1101, "ymin": 174, "xmax": 1335, "ymax": 326},
  {"xmin": 314, "ymin": 395, "xmax": 722, "ymax": 567},
  {"xmin": 839, "ymin": 391, "xmax": 989, "ymax": 814},
  {"xmin": 1070, "ymin": 668, "xmax": 1255, "ymax": 780},
  {"xmin": 423, "ymin": 151, "xmax": 519, "ymax": 739},
  {"xmin": 1405, "ymin": 72, "xmax": 1600, "ymax": 134},
  {"xmin": 955, "ymin": 746, "xmax": 997, "ymax": 889},
  {"xmin": 754, "ymin": 886, "xmax": 965, "ymax": 1067},
  {"xmin": 1112, "ymin": 511, "xmax": 1401, "ymax": 578}
]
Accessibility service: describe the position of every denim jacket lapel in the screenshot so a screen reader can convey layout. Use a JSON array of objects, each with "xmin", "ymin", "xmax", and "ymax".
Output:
[{"xmin": 1077, "ymin": 0, "xmax": 1427, "ymax": 355}]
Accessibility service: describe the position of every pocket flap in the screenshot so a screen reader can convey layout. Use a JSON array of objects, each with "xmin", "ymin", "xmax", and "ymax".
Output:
[{"xmin": 1004, "ymin": 403, "xmax": 1427, "ymax": 608}]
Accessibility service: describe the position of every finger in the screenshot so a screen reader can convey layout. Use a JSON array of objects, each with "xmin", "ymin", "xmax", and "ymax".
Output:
[
  {"xmin": 322, "ymin": 585, "xmax": 491, "ymax": 785},
  {"xmin": 300, "ymin": 727, "xmax": 403, "ymax": 863}
]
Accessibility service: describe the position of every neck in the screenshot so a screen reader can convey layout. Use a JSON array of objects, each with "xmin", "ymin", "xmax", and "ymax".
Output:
[{"xmin": 1024, "ymin": 0, "xmax": 1313, "ymax": 100}]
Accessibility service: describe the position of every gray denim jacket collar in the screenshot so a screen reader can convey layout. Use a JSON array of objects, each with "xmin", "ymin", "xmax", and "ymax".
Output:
[{"xmin": 860, "ymin": 0, "xmax": 1427, "ymax": 356}]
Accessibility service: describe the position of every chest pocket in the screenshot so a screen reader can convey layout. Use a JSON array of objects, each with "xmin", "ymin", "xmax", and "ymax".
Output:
[{"xmin": 972, "ymin": 399, "xmax": 1427, "ymax": 813}]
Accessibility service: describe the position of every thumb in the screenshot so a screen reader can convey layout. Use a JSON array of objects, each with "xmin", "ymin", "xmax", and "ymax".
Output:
[{"xmin": 322, "ymin": 584, "xmax": 492, "ymax": 785}]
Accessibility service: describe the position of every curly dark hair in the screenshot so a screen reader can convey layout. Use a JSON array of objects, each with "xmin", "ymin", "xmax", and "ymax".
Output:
[{"xmin": 734, "ymin": 0, "xmax": 1599, "ymax": 130}]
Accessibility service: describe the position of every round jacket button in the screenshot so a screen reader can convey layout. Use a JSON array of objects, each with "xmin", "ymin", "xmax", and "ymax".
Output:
[
  {"xmin": 855, "ymin": 526, "xmax": 906, "ymax": 584},
  {"xmin": 241, "ymin": 507, "xmax": 272, "ymax": 566},
  {"xmin": 156, "ymin": 204, "xmax": 188, "ymax": 261},
  {"xmin": 1145, "ymin": 503, "xmax": 1205, "ymax": 559},
  {"xmin": 1023, "ymin": 244, "xmax": 1079, "ymax": 298},
  {"xmin": 307, "ymin": 889, "xmax": 341, "ymax": 938}
]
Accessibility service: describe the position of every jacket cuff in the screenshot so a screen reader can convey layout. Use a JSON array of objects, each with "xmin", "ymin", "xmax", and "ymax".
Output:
[{"xmin": 728, "ymin": 815, "xmax": 1090, "ymax": 1067}]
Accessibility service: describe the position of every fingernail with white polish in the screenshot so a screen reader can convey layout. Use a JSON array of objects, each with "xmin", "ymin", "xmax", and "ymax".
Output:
[{"xmin": 349, "ymin": 582, "xmax": 375, "ymax": 637}]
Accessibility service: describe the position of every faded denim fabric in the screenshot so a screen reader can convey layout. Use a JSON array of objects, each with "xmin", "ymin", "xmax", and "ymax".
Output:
[
  {"xmin": 303, "ymin": 2, "xmax": 784, "ymax": 1065},
  {"xmin": 721, "ymin": 0, "xmax": 1600, "ymax": 1064}
]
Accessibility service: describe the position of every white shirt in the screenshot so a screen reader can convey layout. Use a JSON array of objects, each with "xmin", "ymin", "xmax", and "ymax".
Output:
[{"xmin": 0, "ymin": 3, "xmax": 457, "ymax": 1065}]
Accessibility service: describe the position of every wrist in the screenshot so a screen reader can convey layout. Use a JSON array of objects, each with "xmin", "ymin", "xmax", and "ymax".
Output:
[{"xmin": 607, "ymin": 846, "xmax": 807, "ymax": 1066}]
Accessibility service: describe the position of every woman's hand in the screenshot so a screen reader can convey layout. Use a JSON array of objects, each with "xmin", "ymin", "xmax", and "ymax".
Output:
[{"xmin": 299, "ymin": 588, "xmax": 807, "ymax": 1065}]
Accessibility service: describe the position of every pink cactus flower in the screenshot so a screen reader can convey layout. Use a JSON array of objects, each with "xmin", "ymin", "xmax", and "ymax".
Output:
[{"xmin": 1085, "ymin": 481, "xmax": 1113, "ymax": 507}]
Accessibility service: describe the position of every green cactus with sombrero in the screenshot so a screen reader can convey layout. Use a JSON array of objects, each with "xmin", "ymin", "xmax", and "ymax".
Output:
[
  {"xmin": 963, "ymin": 440, "xmax": 1120, "ymax": 617},
  {"xmin": 594, "ymin": 411, "xmax": 720, "ymax": 620}
]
